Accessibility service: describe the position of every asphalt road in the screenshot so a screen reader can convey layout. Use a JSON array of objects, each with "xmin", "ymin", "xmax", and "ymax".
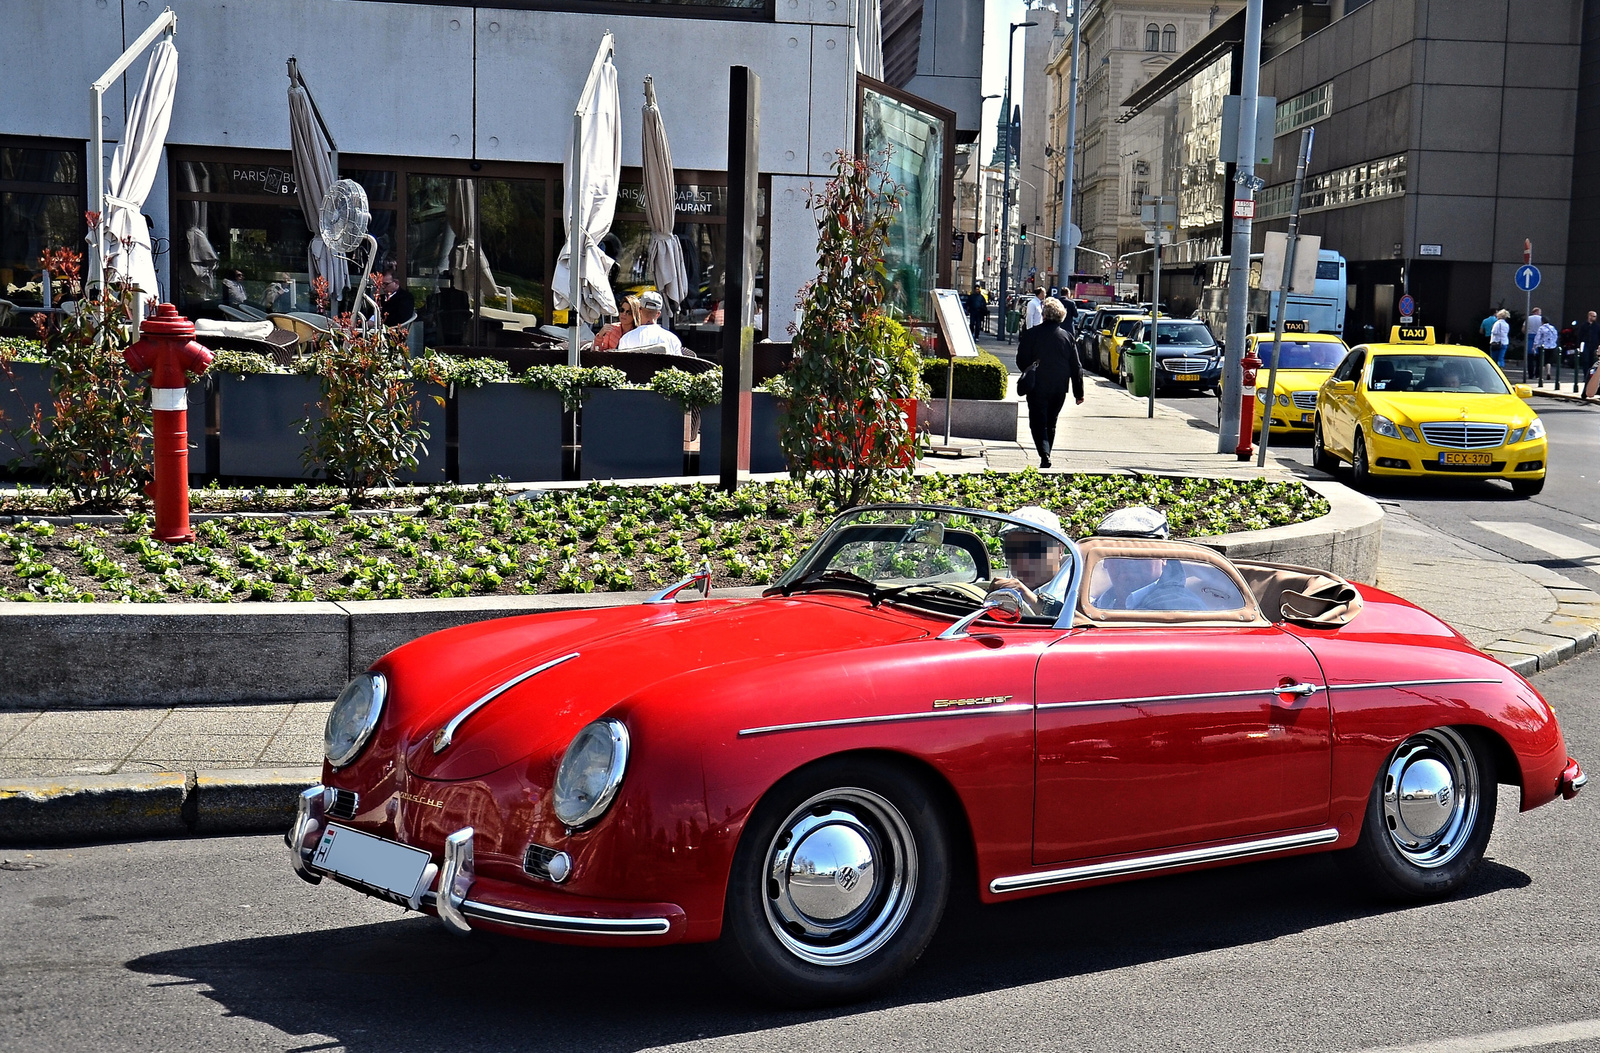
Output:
[{"xmin": 3, "ymin": 659, "xmax": 1596, "ymax": 1053}]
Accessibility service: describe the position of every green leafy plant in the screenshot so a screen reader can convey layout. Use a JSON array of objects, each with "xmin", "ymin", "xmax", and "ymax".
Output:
[
  {"xmin": 297, "ymin": 322, "xmax": 440, "ymax": 502},
  {"xmin": 650, "ymin": 366, "xmax": 723, "ymax": 411},
  {"xmin": 778, "ymin": 151, "xmax": 915, "ymax": 510},
  {"xmin": 11, "ymin": 248, "xmax": 152, "ymax": 510},
  {"xmin": 920, "ymin": 349, "xmax": 1009, "ymax": 400},
  {"xmin": 519, "ymin": 364, "xmax": 626, "ymax": 411},
  {"xmin": 210, "ymin": 348, "xmax": 282, "ymax": 377}
]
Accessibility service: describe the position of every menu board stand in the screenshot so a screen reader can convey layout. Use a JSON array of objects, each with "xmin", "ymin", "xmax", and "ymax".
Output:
[{"xmin": 924, "ymin": 289, "xmax": 984, "ymax": 458}]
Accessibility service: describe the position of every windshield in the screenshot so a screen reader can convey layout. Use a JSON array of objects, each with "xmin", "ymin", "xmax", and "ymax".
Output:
[
  {"xmin": 1116, "ymin": 317, "xmax": 1144, "ymax": 337},
  {"xmin": 1368, "ymin": 354, "xmax": 1510, "ymax": 394},
  {"xmin": 1148, "ymin": 322, "xmax": 1214, "ymax": 347},
  {"xmin": 1258, "ymin": 340, "xmax": 1346, "ymax": 369},
  {"xmin": 771, "ymin": 506, "xmax": 1075, "ymax": 625}
]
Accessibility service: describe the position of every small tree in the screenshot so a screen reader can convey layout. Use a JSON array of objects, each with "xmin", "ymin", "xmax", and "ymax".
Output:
[
  {"xmin": 778, "ymin": 151, "xmax": 916, "ymax": 510},
  {"xmin": 10, "ymin": 247, "xmax": 152, "ymax": 510},
  {"xmin": 297, "ymin": 305, "xmax": 439, "ymax": 503}
]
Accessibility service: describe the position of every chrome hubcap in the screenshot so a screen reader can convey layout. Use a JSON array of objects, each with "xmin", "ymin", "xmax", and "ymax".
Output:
[
  {"xmin": 1382, "ymin": 728, "xmax": 1478, "ymax": 868},
  {"xmin": 763, "ymin": 788, "xmax": 916, "ymax": 967}
]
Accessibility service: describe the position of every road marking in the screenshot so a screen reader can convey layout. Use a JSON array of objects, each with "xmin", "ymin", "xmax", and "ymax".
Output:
[
  {"xmin": 1352, "ymin": 1018, "xmax": 1600, "ymax": 1053},
  {"xmin": 1471, "ymin": 521, "xmax": 1600, "ymax": 561}
]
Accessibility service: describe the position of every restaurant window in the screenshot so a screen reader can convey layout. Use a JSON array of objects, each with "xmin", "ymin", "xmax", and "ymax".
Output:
[
  {"xmin": 1, "ymin": 137, "xmax": 86, "ymax": 311},
  {"xmin": 859, "ymin": 79, "xmax": 953, "ymax": 324}
]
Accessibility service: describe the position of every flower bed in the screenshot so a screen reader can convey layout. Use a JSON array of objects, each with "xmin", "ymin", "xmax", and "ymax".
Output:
[{"xmin": 0, "ymin": 472, "xmax": 1330, "ymax": 603}]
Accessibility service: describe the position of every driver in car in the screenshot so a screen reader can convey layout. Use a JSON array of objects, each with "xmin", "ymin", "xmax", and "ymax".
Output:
[{"xmin": 991, "ymin": 506, "xmax": 1067, "ymax": 618}]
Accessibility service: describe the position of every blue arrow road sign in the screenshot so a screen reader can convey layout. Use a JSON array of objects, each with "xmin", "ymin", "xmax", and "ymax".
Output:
[{"xmin": 1516, "ymin": 265, "xmax": 1541, "ymax": 292}]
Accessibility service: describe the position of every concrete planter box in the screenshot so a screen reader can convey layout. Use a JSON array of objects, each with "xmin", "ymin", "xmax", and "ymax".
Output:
[
  {"xmin": 699, "ymin": 391, "xmax": 788, "ymax": 474},
  {"xmin": 581, "ymin": 388, "xmax": 687, "ymax": 480},
  {"xmin": 0, "ymin": 361, "xmax": 51, "ymax": 468},
  {"xmin": 187, "ymin": 380, "xmax": 209, "ymax": 476},
  {"xmin": 216, "ymin": 373, "xmax": 321, "ymax": 480},
  {"xmin": 918, "ymin": 397, "xmax": 1019, "ymax": 442},
  {"xmin": 457, "ymin": 382, "xmax": 563, "ymax": 484},
  {"xmin": 398, "ymin": 381, "xmax": 448, "ymax": 485}
]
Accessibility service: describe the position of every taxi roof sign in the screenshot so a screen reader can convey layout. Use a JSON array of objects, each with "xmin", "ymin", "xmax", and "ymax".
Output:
[
  {"xmin": 1390, "ymin": 325, "xmax": 1435, "ymax": 344},
  {"xmin": 1281, "ymin": 319, "xmax": 1309, "ymax": 333}
]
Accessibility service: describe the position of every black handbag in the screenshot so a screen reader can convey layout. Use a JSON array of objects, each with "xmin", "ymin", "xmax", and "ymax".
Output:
[{"xmin": 1018, "ymin": 361, "xmax": 1039, "ymax": 396}]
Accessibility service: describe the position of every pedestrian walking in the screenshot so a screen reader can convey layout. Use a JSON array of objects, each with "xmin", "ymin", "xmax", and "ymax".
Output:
[
  {"xmin": 1576, "ymin": 310, "xmax": 1600, "ymax": 396},
  {"xmin": 967, "ymin": 288, "xmax": 989, "ymax": 339},
  {"xmin": 1481, "ymin": 310, "xmax": 1498, "ymax": 350},
  {"xmin": 1489, "ymin": 309, "xmax": 1510, "ymax": 368},
  {"xmin": 1526, "ymin": 306, "xmax": 1544, "ymax": 369},
  {"xmin": 1025, "ymin": 288, "xmax": 1044, "ymax": 331},
  {"xmin": 1015, "ymin": 296, "xmax": 1084, "ymax": 469},
  {"xmin": 1537, "ymin": 318, "xmax": 1559, "ymax": 381}
]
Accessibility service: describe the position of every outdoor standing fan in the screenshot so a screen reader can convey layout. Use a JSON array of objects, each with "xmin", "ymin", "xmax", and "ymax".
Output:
[{"xmin": 318, "ymin": 178, "xmax": 378, "ymax": 326}]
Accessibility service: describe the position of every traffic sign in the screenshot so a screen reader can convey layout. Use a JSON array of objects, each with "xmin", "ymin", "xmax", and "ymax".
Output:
[
  {"xmin": 1515, "ymin": 265, "xmax": 1541, "ymax": 292},
  {"xmin": 1232, "ymin": 198, "xmax": 1256, "ymax": 219},
  {"xmin": 1398, "ymin": 294, "xmax": 1416, "ymax": 317}
]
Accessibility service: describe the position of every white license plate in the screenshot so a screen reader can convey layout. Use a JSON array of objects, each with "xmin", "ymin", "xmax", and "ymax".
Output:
[
  {"xmin": 313, "ymin": 824, "xmax": 434, "ymax": 901},
  {"xmin": 1174, "ymin": 373, "xmax": 1201, "ymax": 382},
  {"xmin": 1439, "ymin": 451, "xmax": 1493, "ymax": 466}
]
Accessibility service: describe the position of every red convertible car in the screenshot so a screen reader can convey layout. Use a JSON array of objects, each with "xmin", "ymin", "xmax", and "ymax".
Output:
[{"xmin": 287, "ymin": 503, "xmax": 1585, "ymax": 1004}]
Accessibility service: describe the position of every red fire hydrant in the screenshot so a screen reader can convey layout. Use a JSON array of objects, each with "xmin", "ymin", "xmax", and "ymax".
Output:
[
  {"xmin": 1234, "ymin": 345, "xmax": 1264, "ymax": 461},
  {"xmin": 124, "ymin": 304, "xmax": 213, "ymax": 542}
]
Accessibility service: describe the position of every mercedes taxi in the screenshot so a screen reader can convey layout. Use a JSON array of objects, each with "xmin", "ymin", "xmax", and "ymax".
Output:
[
  {"xmin": 1250, "ymin": 325, "xmax": 1349, "ymax": 436},
  {"xmin": 1312, "ymin": 326, "xmax": 1547, "ymax": 496}
]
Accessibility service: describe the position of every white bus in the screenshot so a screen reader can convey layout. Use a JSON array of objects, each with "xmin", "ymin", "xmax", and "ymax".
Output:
[{"xmin": 1197, "ymin": 248, "xmax": 1347, "ymax": 338}]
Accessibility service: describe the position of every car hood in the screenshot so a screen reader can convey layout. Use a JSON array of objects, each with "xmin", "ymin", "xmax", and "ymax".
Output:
[
  {"xmin": 1364, "ymin": 391, "xmax": 1536, "ymax": 427},
  {"xmin": 1267, "ymin": 368, "xmax": 1333, "ymax": 393},
  {"xmin": 383, "ymin": 595, "xmax": 931, "ymax": 781}
]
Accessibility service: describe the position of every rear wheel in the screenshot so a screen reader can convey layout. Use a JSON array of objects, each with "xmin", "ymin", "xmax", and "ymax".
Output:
[
  {"xmin": 1342, "ymin": 727, "xmax": 1496, "ymax": 901},
  {"xmin": 718, "ymin": 758, "xmax": 951, "ymax": 1006},
  {"xmin": 1312, "ymin": 418, "xmax": 1339, "ymax": 473},
  {"xmin": 1512, "ymin": 477, "xmax": 1546, "ymax": 497}
]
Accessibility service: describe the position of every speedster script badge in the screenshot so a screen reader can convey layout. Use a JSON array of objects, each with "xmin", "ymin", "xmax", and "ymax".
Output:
[{"xmin": 932, "ymin": 694, "xmax": 1014, "ymax": 710}]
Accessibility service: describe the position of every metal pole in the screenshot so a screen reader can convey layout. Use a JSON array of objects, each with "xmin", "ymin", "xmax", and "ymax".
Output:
[
  {"xmin": 90, "ymin": 88, "xmax": 104, "ymax": 290},
  {"xmin": 1148, "ymin": 201, "xmax": 1161, "ymax": 419},
  {"xmin": 944, "ymin": 356, "xmax": 955, "ymax": 445},
  {"xmin": 1257, "ymin": 127, "xmax": 1314, "ymax": 468},
  {"xmin": 1218, "ymin": 0, "xmax": 1264, "ymax": 455},
  {"xmin": 568, "ymin": 110, "xmax": 583, "ymax": 368},
  {"xmin": 1528, "ymin": 285, "xmax": 1536, "ymax": 386},
  {"xmin": 999, "ymin": 21, "xmax": 1034, "ymax": 344},
  {"xmin": 1055, "ymin": 1, "xmax": 1081, "ymax": 285}
]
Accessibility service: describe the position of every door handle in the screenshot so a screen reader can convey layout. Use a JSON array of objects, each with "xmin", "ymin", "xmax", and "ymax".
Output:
[{"xmin": 1276, "ymin": 681, "xmax": 1320, "ymax": 703}]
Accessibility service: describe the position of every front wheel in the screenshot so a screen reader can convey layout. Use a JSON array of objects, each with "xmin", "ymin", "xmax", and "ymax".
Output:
[
  {"xmin": 1350, "ymin": 430, "xmax": 1372, "ymax": 489},
  {"xmin": 1312, "ymin": 418, "xmax": 1339, "ymax": 473},
  {"xmin": 1342, "ymin": 727, "xmax": 1496, "ymax": 901},
  {"xmin": 718, "ymin": 759, "xmax": 951, "ymax": 1006}
]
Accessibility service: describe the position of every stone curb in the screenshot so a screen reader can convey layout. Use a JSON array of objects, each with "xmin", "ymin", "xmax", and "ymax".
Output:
[
  {"xmin": 0, "ymin": 766, "xmax": 319, "ymax": 845},
  {"xmin": 1528, "ymin": 387, "xmax": 1598, "ymax": 406},
  {"xmin": 1480, "ymin": 594, "xmax": 1600, "ymax": 678}
]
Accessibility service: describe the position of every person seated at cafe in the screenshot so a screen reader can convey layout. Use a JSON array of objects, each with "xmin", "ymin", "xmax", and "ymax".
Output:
[
  {"xmin": 378, "ymin": 264, "xmax": 415, "ymax": 327},
  {"xmin": 617, "ymin": 290, "xmax": 683, "ymax": 354},
  {"xmin": 593, "ymin": 295, "xmax": 640, "ymax": 351},
  {"xmin": 221, "ymin": 269, "xmax": 248, "ymax": 306}
]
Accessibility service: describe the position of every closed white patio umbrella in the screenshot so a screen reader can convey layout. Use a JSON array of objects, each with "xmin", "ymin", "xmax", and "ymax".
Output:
[
  {"xmin": 553, "ymin": 32, "xmax": 621, "ymax": 362},
  {"xmin": 287, "ymin": 58, "xmax": 346, "ymax": 309},
  {"xmin": 641, "ymin": 76, "xmax": 688, "ymax": 309},
  {"xmin": 102, "ymin": 38, "xmax": 178, "ymax": 297}
]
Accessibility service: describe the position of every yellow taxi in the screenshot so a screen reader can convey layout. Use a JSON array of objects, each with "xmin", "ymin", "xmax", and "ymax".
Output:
[
  {"xmin": 1248, "ymin": 325, "xmax": 1348, "ymax": 436},
  {"xmin": 1312, "ymin": 326, "xmax": 1547, "ymax": 496},
  {"xmin": 1098, "ymin": 312, "xmax": 1150, "ymax": 377}
]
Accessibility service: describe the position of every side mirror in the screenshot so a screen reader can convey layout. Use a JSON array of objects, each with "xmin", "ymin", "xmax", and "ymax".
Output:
[
  {"xmin": 937, "ymin": 588, "xmax": 1025, "ymax": 639},
  {"xmin": 1326, "ymin": 379, "xmax": 1355, "ymax": 394},
  {"xmin": 1514, "ymin": 383, "xmax": 1533, "ymax": 399}
]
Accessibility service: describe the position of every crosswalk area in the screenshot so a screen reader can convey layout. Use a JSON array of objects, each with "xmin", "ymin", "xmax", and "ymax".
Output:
[{"xmin": 1472, "ymin": 521, "xmax": 1600, "ymax": 563}]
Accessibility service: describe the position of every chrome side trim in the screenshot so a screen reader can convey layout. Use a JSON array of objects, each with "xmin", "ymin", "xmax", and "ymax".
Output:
[
  {"xmin": 738, "ymin": 704, "xmax": 1034, "ymax": 738},
  {"xmin": 433, "ymin": 652, "xmax": 579, "ymax": 753},
  {"xmin": 989, "ymin": 828, "xmax": 1341, "ymax": 894},
  {"xmin": 1327, "ymin": 678, "xmax": 1501, "ymax": 692},
  {"xmin": 1036, "ymin": 684, "xmax": 1323, "ymax": 711}
]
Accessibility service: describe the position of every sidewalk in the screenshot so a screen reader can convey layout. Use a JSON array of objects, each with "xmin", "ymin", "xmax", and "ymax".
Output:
[{"xmin": 5, "ymin": 342, "xmax": 1600, "ymax": 842}]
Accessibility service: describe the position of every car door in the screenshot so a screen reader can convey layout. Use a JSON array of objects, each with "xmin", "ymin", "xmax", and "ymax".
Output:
[
  {"xmin": 1322, "ymin": 346, "xmax": 1366, "ymax": 455},
  {"xmin": 1031, "ymin": 624, "xmax": 1330, "ymax": 865}
]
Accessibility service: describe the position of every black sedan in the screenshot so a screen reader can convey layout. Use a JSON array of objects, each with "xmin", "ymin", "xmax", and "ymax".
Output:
[{"xmin": 1118, "ymin": 318, "xmax": 1223, "ymax": 395}]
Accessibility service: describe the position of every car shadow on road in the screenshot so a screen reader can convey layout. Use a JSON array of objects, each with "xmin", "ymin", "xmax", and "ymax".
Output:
[{"xmin": 124, "ymin": 852, "xmax": 1530, "ymax": 1052}]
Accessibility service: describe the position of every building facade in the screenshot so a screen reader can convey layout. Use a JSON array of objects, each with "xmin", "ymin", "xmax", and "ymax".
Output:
[{"xmin": 2, "ymin": 0, "xmax": 982, "ymax": 347}]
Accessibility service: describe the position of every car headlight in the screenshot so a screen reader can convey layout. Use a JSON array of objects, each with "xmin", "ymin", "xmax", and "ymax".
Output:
[
  {"xmin": 1276, "ymin": 393, "xmax": 1291, "ymax": 407},
  {"xmin": 1526, "ymin": 418, "xmax": 1546, "ymax": 440},
  {"xmin": 1371, "ymin": 414, "xmax": 1403, "ymax": 439},
  {"xmin": 1256, "ymin": 388, "xmax": 1268, "ymax": 402},
  {"xmin": 325, "ymin": 672, "xmax": 387, "ymax": 768},
  {"xmin": 552, "ymin": 719, "xmax": 630, "ymax": 829}
]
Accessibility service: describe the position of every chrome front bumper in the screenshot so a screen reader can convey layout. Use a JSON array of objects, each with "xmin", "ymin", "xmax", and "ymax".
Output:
[{"xmin": 286, "ymin": 784, "xmax": 671, "ymax": 938}]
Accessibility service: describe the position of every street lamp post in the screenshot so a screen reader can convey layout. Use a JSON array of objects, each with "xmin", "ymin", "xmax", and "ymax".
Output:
[{"xmin": 998, "ymin": 18, "xmax": 1038, "ymax": 344}]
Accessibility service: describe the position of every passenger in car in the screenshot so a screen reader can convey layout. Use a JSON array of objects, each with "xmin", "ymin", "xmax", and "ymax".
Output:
[{"xmin": 1091, "ymin": 556, "xmax": 1161, "ymax": 609}]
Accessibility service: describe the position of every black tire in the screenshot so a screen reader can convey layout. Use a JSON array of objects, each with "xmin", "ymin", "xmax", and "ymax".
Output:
[
  {"xmin": 1341, "ymin": 727, "xmax": 1497, "ymax": 901},
  {"xmin": 1512, "ymin": 477, "xmax": 1545, "ymax": 497},
  {"xmin": 717, "ymin": 757, "xmax": 952, "ymax": 1006},
  {"xmin": 1350, "ymin": 430, "xmax": 1372, "ymax": 489},
  {"xmin": 1312, "ymin": 418, "xmax": 1339, "ymax": 473}
]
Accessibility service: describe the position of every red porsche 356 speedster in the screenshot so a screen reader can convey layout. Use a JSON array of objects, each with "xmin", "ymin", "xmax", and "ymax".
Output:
[{"xmin": 286, "ymin": 503, "xmax": 1585, "ymax": 1004}]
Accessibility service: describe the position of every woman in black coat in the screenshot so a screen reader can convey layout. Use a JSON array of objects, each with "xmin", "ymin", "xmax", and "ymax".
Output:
[{"xmin": 1015, "ymin": 297, "xmax": 1084, "ymax": 468}]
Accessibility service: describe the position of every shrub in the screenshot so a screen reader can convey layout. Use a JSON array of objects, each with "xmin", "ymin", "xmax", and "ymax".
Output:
[
  {"xmin": 0, "ymin": 337, "xmax": 46, "ymax": 363},
  {"xmin": 211, "ymin": 348, "xmax": 282, "ymax": 377},
  {"xmin": 650, "ymin": 366, "xmax": 723, "ymax": 411},
  {"xmin": 920, "ymin": 350, "xmax": 1009, "ymax": 400},
  {"xmin": 419, "ymin": 353, "xmax": 510, "ymax": 389},
  {"xmin": 778, "ymin": 152, "xmax": 915, "ymax": 510},
  {"xmin": 10, "ymin": 248, "xmax": 152, "ymax": 510},
  {"xmin": 519, "ymin": 364, "xmax": 626, "ymax": 411},
  {"xmin": 297, "ymin": 323, "xmax": 438, "ymax": 502}
]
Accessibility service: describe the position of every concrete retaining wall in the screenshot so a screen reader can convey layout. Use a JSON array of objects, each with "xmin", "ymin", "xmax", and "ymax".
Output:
[
  {"xmin": 0, "ymin": 479, "xmax": 1381, "ymax": 710},
  {"xmin": 918, "ymin": 398, "xmax": 1020, "ymax": 442}
]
